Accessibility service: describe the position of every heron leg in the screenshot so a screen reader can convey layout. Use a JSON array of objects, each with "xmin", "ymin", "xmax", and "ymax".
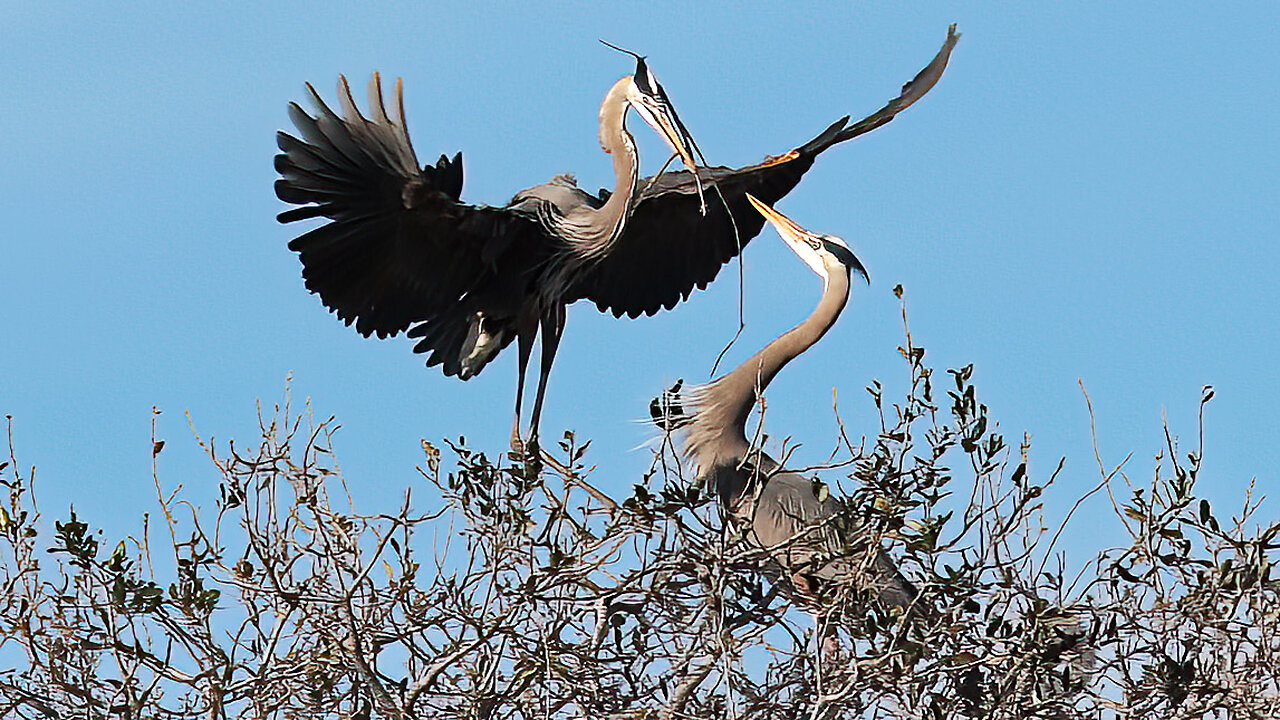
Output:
[
  {"xmin": 527, "ymin": 305, "xmax": 565, "ymax": 455},
  {"xmin": 510, "ymin": 314, "xmax": 539, "ymax": 454}
]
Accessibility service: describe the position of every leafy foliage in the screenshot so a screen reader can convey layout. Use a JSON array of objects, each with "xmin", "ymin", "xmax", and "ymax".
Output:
[{"xmin": 0, "ymin": 324, "xmax": 1275, "ymax": 718}]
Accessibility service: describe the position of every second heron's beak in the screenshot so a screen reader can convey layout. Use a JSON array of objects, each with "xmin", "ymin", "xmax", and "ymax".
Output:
[
  {"xmin": 747, "ymin": 194, "xmax": 810, "ymax": 247},
  {"xmin": 747, "ymin": 194, "xmax": 869, "ymax": 282}
]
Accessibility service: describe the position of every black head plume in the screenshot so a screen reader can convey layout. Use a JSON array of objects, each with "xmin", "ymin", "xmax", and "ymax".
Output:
[
  {"xmin": 599, "ymin": 39, "xmax": 649, "ymax": 89},
  {"xmin": 599, "ymin": 40, "xmax": 669, "ymax": 109},
  {"xmin": 821, "ymin": 238, "xmax": 870, "ymax": 283}
]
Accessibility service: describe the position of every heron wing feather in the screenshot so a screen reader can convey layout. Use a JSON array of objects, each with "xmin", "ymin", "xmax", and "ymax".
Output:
[
  {"xmin": 753, "ymin": 472, "xmax": 917, "ymax": 609},
  {"xmin": 570, "ymin": 26, "xmax": 959, "ymax": 319},
  {"xmin": 570, "ymin": 156, "xmax": 815, "ymax": 319},
  {"xmin": 276, "ymin": 75, "xmax": 541, "ymax": 342}
]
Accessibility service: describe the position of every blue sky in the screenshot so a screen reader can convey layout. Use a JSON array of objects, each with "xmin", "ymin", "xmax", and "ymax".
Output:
[{"xmin": 3, "ymin": 2, "xmax": 1277, "ymax": 560}]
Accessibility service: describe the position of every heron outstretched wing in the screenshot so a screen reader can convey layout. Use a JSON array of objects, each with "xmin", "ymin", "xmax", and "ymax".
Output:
[
  {"xmin": 572, "ymin": 24, "xmax": 959, "ymax": 319},
  {"xmin": 571, "ymin": 153, "xmax": 818, "ymax": 318},
  {"xmin": 275, "ymin": 74, "xmax": 540, "ymax": 340}
]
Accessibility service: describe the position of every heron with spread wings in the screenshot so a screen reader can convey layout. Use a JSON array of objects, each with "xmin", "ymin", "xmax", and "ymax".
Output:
[{"xmin": 274, "ymin": 27, "xmax": 958, "ymax": 454}]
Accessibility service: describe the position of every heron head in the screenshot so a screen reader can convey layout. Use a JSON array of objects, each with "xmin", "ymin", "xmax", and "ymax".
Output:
[
  {"xmin": 601, "ymin": 41, "xmax": 700, "ymax": 172},
  {"xmin": 746, "ymin": 194, "xmax": 868, "ymax": 284}
]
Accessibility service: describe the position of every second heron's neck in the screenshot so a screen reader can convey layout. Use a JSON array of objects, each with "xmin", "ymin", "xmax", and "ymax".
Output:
[
  {"xmin": 721, "ymin": 266, "xmax": 851, "ymax": 425},
  {"xmin": 684, "ymin": 272, "xmax": 849, "ymax": 498}
]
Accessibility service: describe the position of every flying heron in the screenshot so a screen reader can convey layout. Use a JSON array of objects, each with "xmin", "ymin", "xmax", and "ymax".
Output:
[
  {"xmin": 652, "ymin": 195, "xmax": 915, "ymax": 610},
  {"xmin": 275, "ymin": 27, "xmax": 958, "ymax": 454},
  {"xmin": 275, "ymin": 57, "xmax": 699, "ymax": 453}
]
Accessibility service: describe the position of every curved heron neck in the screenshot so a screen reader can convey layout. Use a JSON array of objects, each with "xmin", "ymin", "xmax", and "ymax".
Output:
[
  {"xmin": 685, "ymin": 260, "xmax": 849, "ymax": 508},
  {"xmin": 593, "ymin": 77, "xmax": 640, "ymax": 244},
  {"xmin": 720, "ymin": 262, "xmax": 851, "ymax": 440}
]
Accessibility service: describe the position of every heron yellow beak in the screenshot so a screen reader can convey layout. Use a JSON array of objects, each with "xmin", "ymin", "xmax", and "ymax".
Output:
[
  {"xmin": 637, "ymin": 99, "xmax": 698, "ymax": 171},
  {"xmin": 747, "ymin": 194, "xmax": 809, "ymax": 245},
  {"xmin": 748, "ymin": 194, "xmax": 869, "ymax": 282}
]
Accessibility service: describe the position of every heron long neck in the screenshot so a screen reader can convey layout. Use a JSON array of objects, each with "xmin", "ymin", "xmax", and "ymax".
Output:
[
  {"xmin": 730, "ymin": 265, "xmax": 849, "ymax": 417},
  {"xmin": 693, "ymin": 261, "xmax": 852, "ymax": 467},
  {"xmin": 591, "ymin": 77, "xmax": 640, "ymax": 250}
]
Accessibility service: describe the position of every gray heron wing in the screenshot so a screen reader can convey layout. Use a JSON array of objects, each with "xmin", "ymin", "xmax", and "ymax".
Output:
[
  {"xmin": 275, "ymin": 75, "xmax": 542, "ymax": 340},
  {"xmin": 753, "ymin": 471, "xmax": 843, "ymax": 560},
  {"xmin": 754, "ymin": 472, "xmax": 916, "ymax": 609},
  {"xmin": 570, "ymin": 24, "xmax": 959, "ymax": 319}
]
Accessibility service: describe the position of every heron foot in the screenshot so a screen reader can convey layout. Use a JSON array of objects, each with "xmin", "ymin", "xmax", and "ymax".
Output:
[
  {"xmin": 508, "ymin": 434, "xmax": 542, "ymax": 475},
  {"xmin": 509, "ymin": 433, "xmax": 540, "ymax": 455}
]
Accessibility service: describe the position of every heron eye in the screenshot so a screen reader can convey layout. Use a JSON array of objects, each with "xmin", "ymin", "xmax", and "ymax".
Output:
[{"xmin": 807, "ymin": 239, "xmax": 822, "ymax": 250}]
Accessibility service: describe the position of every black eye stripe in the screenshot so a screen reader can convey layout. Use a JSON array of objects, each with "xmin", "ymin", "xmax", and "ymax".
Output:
[{"xmin": 634, "ymin": 60, "xmax": 674, "ymax": 104}]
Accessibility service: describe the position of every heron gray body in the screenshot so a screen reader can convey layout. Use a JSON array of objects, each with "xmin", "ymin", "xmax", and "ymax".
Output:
[
  {"xmin": 751, "ymin": 471, "xmax": 917, "ymax": 608},
  {"xmin": 662, "ymin": 197, "xmax": 915, "ymax": 609}
]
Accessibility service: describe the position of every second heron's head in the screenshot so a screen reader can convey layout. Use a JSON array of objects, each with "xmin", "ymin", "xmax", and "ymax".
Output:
[{"xmin": 746, "ymin": 194, "xmax": 869, "ymax": 286}]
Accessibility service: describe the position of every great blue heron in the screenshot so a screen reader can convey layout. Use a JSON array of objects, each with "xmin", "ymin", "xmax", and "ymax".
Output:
[
  {"xmin": 275, "ymin": 58, "xmax": 698, "ymax": 453},
  {"xmin": 275, "ymin": 27, "xmax": 958, "ymax": 453},
  {"xmin": 653, "ymin": 195, "xmax": 915, "ymax": 610}
]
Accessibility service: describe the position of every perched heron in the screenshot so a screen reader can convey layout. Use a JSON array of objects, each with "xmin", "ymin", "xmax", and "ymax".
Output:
[
  {"xmin": 653, "ymin": 195, "xmax": 915, "ymax": 610},
  {"xmin": 275, "ymin": 27, "xmax": 958, "ymax": 453}
]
